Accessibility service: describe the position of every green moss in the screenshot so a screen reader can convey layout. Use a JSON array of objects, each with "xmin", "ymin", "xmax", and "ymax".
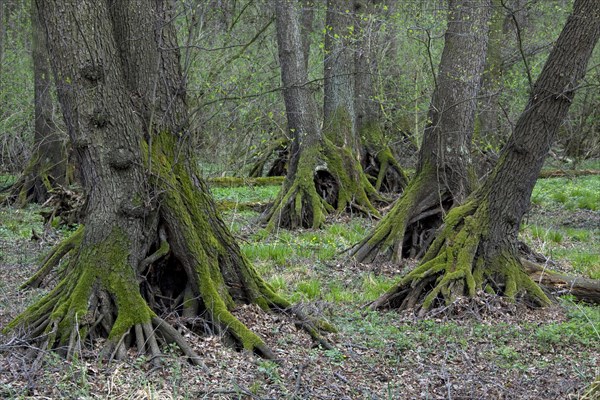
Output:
[
  {"xmin": 379, "ymin": 191, "xmax": 550, "ymax": 310},
  {"xmin": 21, "ymin": 226, "xmax": 84, "ymax": 289},
  {"xmin": 264, "ymin": 141, "xmax": 332, "ymax": 230},
  {"xmin": 144, "ymin": 131, "xmax": 293, "ymax": 351},
  {"xmin": 359, "ymin": 121, "xmax": 409, "ymax": 191},
  {"xmin": 356, "ymin": 164, "xmax": 437, "ymax": 261}
]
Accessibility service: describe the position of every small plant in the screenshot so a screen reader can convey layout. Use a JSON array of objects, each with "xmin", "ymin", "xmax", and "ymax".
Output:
[
  {"xmin": 361, "ymin": 273, "xmax": 395, "ymax": 302},
  {"xmin": 324, "ymin": 348, "xmax": 346, "ymax": 364},
  {"xmin": 257, "ymin": 360, "xmax": 282, "ymax": 384},
  {"xmin": 325, "ymin": 282, "xmax": 355, "ymax": 303},
  {"xmin": 296, "ymin": 279, "xmax": 322, "ymax": 300}
]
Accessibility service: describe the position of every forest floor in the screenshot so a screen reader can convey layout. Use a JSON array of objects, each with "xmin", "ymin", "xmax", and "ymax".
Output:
[{"xmin": 0, "ymin": 166, "xmax": 598, "ymax": 399}]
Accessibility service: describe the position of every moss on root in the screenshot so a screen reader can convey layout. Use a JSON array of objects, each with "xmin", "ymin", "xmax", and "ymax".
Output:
[
  {"xmin": 145, "ymin": 132, "xmax": 331, "ymax": 354},
  {"xmin": 360, "ymin": 121, "xmax": 409, "ymax": 193},
  {"xmin": 8, "ymin": 131, "xmax": 334, "ymax": 364},
  {"xmin": 8, "ymin": 227, "xmax": 154, "ymax": 358},
  {"xmin": 263, "ymin": 141, "xmax": 333, "ymax": 230},
  {"xmin": 371, "ymin": 198, "xmax": 551, "ymax": 312},
  {"xmin": 263, "ymin": 137, "xmax": 383, "ymax": 230},
  {"xmin": 350, "ymin": 165, "xmax": 441, "ymax": 263}
]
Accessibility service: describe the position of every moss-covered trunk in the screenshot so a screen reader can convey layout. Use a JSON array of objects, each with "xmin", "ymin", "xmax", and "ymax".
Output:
[
  {"xmin": 372, "ymin": 0, "xmax": 600, "ymax": 312},
  {"xmin": 8, "ymin": 1, "xmax": 67, "ymax": 207},
  {"xmin": 351, "ymin": 0, "xmax": 492, "ymax": 262},
  {"xmin": 264, "ymin": 0, "xmax": 380, "ymax": 230},
  {"xmin": 354, "ymin": 1, "xmax": 408, "ymax": 193},
  {"xmin": 8, "ymin": 0, "xmax": 331, "ymax": 365}
]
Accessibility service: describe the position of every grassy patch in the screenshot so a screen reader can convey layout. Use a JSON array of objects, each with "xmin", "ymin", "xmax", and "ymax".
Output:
[
  {"xmin": 0, "ymin": 205, "xmax": 44, "ymax": 242},
  {"xmin": 211, "ymin": 185, "xmax": 280, "ymax": 204},
  {"xmin": 536, "ymin": 298, "xmax": 600, "ymax": 346},
  {"xmin": 521, "ymin": 223, "xmax": 599, "ymax": 278},
  {"xmin": 531, "ymin": 175, "xmax": 599, "ymax": 211}
]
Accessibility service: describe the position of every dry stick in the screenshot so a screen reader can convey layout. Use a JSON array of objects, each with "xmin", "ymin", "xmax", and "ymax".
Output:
[
  {"xmin": 151, "ymin": 316, "xmax": 207, "ymax": 370},
  {"xmin": 107, "ymin": 332, "xmax": 128, "ymax": 363},
  {"xmin": 142, "ymin": 321, "xmax": 161, "ymax": 367},
  {"xmin": 134, "ymin": 324, "xmax": 145, "ymax": 356},
  {"xmin": 293, "ymin": 363, "xmax": 307, "ymax": 398}
]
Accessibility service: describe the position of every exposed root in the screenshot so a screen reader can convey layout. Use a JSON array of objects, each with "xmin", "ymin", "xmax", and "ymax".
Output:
[
  {"xmin": 364, "ymin": 145, "xmax": 409, "ymax": 193},
  {"xmin": 21, "ymin": 226, "xmax": 84, "ymax": 289},
  {"xmin": 350, "ymin": 168, "xmax": 447, "ymax": 263},
  {"xmin": 263, "ymin": 138, "xmax": 383, "ymax": 230},
  {"xmin": 322, "ymin": 139, "xmax": 384, "ymax": 216},
  {"xmin": 371, "ymin": 201, "xmax": 551, "ymax": 313},
  {"xmin": 248, "ymin": 138, "xmax": 289, "ymax": 178},
  {"xmin": 263, "ymin": 174, "xmax": 334, "ymax": 230},
  {"xmin": 9, "ymin": 133, "xmax": 337, "ymax": 367}
]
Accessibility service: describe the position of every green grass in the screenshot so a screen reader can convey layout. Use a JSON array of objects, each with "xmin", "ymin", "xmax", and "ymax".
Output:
[
  {"xmin": 535, "ymin": 297, "xmax": 600, "ymax": 346},
  {"xmin": 210, "ymin": 185, "xmax": 280, "ymax": 204},
  {"xmin": 0, "ymin": 205, "xmax": 44, "ymax": 242},
  {"xmin": 521, "ymin": 223, "xmax": 599, "ymax": 279},
  {"xmin": 531, "ymin": 175, "xmax": 599, "ymax": 211}
]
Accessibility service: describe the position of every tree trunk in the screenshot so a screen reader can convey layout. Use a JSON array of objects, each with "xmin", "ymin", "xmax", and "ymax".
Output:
[
  {"xmin": 324, "ymin": 0, "xmax": 357, "ymax": 151},
  {"xmin": 372, "ymin": 0, "xmax": 600, "ymax": 312},
  {"xmin": 263, "ymin": 0, "xmax": 382, "ymax": 230},
  {"xmin": 351, "ymin": 0, "xmax": 492, "ymax": 262},
  {"xmin": 300, "ymin": 0, "xmax": 315, "ymax": 72},
  {"xmin": 9, "ymin": 0, "xmax": 330, "ymax": 364},
  {"xmin": 0, "ymin": 0, "xmax": 4, "ymax": 93},
  {"xmin": 6, "ymin": 0, "xmax": 68, "ymax": 207},
  {"xmin": 354, "ymin": 0, "xmax": 408, "ymax": 193},
  {"xmin": 263, "ymin": 0, "xmax": 331, "ymax": 229},
  {"xmin": 474, "ymin": 0, "xmax": 505, "ymax": 157}
]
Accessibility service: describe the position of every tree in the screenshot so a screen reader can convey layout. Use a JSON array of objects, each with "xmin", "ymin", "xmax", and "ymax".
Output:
[
  {"xmin": 351, "ymin": 0, "xmax": 492, "ymax": 262},
  {"xmin": 263, "ymin": 0, "xmax": 382, "ymax": 230},
  {"xmin": 8, "ymin": 1, "xmax": 68, "ymax": 207},
  {"xmin": 9, "ymin": 0, "xmax": 329, "ymax": 364},
  {"xmin": 354, "ymin": 0, "xmax": 408, "ymax": 193},
  {"xmin": 262, "ymin": 0, "xmax": 330, "ymax": 229},
  {"xmin": 371, "ymin": 0, "xmax": 600, "ymax": 312}
]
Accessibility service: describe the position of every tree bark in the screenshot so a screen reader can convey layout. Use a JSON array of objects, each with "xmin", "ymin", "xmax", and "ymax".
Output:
[
  {"xmin": 10, "ymin": 0, "xmax": 331, "ymax": 364},
  {"xmin": 354, "ymin": 0, "xmax": 408, "ymax": 193},
  {"xmin": 264, "ymin": 0, "xmax": 330, "ymax": 229},
  {"xmin": 372, "ymin": 0, "xmax": 600, "ymax": 312},
  {"xmin": 351, "ymin": 0, "xmax": 492, "ymax": 262},
  {"xmin": 324, "ymin": 0, "xmax": 357, "ymax": 151},
  {"xmin": 8, "ymin": 0, "xmax": 67, "ymax": 207},
  {"xmin": 263, "ymin": 0, "xmax": 382, "ymax": 230}
]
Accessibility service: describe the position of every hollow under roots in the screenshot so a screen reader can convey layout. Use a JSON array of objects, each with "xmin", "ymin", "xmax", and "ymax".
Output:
[
  {"xmin": 350, "ymin": 169, "xmax": 450, "ymax": 263},
  {"xmin": 263, "ymin": 139, "xmax": 384, "ymax": 230},
  {"xmin": 370, "ymin": 201, "xmax": 551, "ymax": 313},
  {"xmin": 8, "ymin": 133, "xmax": 335, "ymax": 365},
  {"xmin": 8, "ymin": 225, "xmax": 334, "ymax": 367}
]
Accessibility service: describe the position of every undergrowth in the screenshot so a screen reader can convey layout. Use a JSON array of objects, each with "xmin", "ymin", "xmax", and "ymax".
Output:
[{"xmin": 0, "ymin": 171, "xmax": 598, "ymax": 398}]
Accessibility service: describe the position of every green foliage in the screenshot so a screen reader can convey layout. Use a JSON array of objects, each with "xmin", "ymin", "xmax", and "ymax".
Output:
[
  {"xmin": 0, "ymin": 205, "xmax": 44, "ymax": 242},
  {"xmin": 536, "ymin": 298, "xmax": 600, "ymax": 346},
  {"xmin": 0, "ymin": 4, "xmax": 34, "ymax": 172},
  {"xmin": 296, "ymin": 279, "xmax": 322, "ymax": 300},
  {"xmin": 521, "ymin": 223, "xmax": 599, "ymax": 279}
]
